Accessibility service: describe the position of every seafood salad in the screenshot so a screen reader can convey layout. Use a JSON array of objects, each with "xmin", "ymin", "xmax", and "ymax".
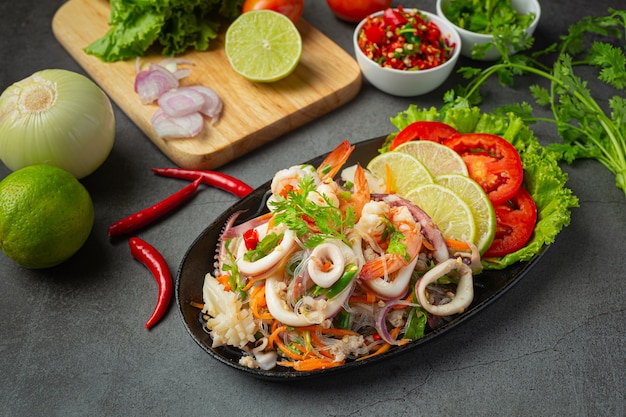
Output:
[{"xmin": 200, "ymin": 141, "xmax": 482, "ymax": 372}]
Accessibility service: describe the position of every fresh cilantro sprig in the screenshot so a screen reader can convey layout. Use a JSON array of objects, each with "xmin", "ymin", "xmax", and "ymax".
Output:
[
  {"xmin": 270, "ymin": 175, "xmax": 357, "ymax": 248},
  {"xmin": 445, "ymin": 8, "xmax": 626, "ymax": 197},
  {"xmin": 443, "ymin": 0, "xmax": 536, "ymax": 60}
]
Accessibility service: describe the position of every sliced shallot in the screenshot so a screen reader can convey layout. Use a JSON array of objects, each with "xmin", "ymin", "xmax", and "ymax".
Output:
[
  {"xmin": 134, "ymin": 64, "xmax": 179, "ymax": 104},
  {"xmin": 187, "ymin": 85, "xmax": 223, "ymax": 123},
  {"xmin": 151, "ymin": 109, "xmax": 204, "ymax": 139},
  {"xmin": 158, "ymin": 87, "xmax": 206, "ymax": 118}
]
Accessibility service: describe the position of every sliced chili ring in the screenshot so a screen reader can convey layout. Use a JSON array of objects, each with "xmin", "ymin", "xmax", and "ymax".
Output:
[
  {"xmin": 443, "ymin": 133, "xmax": 523, "ymax": 205},
  {"xmin": 484, "ymin": 187, "xmax": 537, "ymax": 258},
  {"xmin": 390, "ymin": 121, "xmax": 459, "ymax": 150}
]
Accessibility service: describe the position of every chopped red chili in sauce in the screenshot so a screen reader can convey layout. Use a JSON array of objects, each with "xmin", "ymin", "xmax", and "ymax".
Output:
[{"xmin": 357, "ymin": 7, "xmax": 456, "ymax": 71}]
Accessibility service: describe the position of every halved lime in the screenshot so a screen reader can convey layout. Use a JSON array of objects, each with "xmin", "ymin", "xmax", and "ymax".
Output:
[
  {"xmin": 404, "ymin": 184, "xmax": 476, "ymax": 243},
  {"xmin": 366, "ymin": 152, "xmax": 433, "ymax": 195},
  {"xmin": 225, "ymin": 10, "xmax": 302, "ymax": 83},
  {"xmin": 394, "ymin": 141, "xmax": 468, "ymax": 176},
  {"xmin": 435, "ymin": 174, "xmax": 496, "ymax": 254}
]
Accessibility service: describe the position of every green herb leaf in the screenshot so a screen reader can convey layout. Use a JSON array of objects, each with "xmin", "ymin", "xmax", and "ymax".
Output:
[
  {"xmin": 270, "ymin": 175, "xmax": 356, "ymax": 248},
  {"xmin": 445, "ymin": 8, "xmax": 626, "ymax": 197},
  {"xmin": 243, "ymin": 232, "xmax": 283, "ymax": 262}
]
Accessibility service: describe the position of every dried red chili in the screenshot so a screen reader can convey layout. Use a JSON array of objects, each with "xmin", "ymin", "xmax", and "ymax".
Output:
[
  {"xmin": 151, "ymin": 167, "xmax": 253, "ymax": 198},
  {"xmin": 357, "ymin": 6, "xmax": 455, "ymax": 71},
  {"xmin": 108, "ymin": 177, "xmax": 202, "ymax": 238},
  {"xmin": 129, "ymin": 237, "xmax": 173, "ymax": 329}
]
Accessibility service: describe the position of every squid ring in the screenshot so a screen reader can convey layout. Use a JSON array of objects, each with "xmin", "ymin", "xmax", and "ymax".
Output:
[
  {"xmin": 307, "ymin": 242, "xmax": 346, "ymax": 288},
  {"xmin": 416, "ymin": 258, "xmax": 474, "ymax": 316}
]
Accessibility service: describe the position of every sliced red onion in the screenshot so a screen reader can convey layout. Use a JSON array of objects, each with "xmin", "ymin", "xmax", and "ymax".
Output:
[
  {"xmin": 187, "ymin": 85, "xmax": 223, "ymax": 123},
  {"xmin": 151, "ymin": 108, "xmax": 204, "ymax": 139},
  {"xmin": 374, "ymin": 299, "xmax": 419, "ymax": 346},
  {"xmin": 157, "ymin": 87, "xmax": 206, "ymax": 118},
  {"xmin": 134, "ymin": 64, "xmax": 179, "ymax": 104}
]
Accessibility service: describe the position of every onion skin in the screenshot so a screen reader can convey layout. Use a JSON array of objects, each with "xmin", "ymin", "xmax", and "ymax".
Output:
[{"xmin": 0, "ymin": 69, "xmax": 115, "ymax": 179}]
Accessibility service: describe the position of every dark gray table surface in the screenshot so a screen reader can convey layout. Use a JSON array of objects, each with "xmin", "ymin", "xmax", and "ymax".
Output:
[{"xmin": 1, "ymin": 1, "xmax": 624, "ymax": 416}]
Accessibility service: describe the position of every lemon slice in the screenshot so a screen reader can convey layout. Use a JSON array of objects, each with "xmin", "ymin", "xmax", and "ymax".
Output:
[
  {"xmin": 404, "ymin": 184, "xmax": 476, "ymax": 243},
  {"xmin": 225, "ymin": 10, "xmax": 302, "ymax": 82},
  {"xmin": 366, "ymin": 152, "xmax": 433, "ymax": 195},
  {"xmin": 394, "ymin": 141, "xmax": 468, "ymax": 176},
  {"xmin": 435, "ymin": 174, "xmax": 496, "ymax": 254}
]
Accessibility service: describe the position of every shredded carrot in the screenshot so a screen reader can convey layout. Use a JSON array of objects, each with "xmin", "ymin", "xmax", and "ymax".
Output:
[
  {"xmin": 385, "ymin": 164, "xmax": 394, "ymax": 193},
  {"xmin": 249, "ymin": 285, "xmax": 273, "ymax": 320},
  {"xmin": 445, "ymin": 238, "xmax": 471, "ymax": 251},
  {"xmin": 189, "ymin": 301, "xmax": 204, "ymax": 309},
  {"xmin": 268, "ymin": 324, "xmax": 288, "ymax": 349},
  {"xmin": 308, "ymin": 332, "xmax": 335, "ymax": 359},
  {"xmin": 278, "ymin": 358, "xmax": 345, "ymax": 371},
  {"xmin": 320, "ymin": 260, "xmax": 333, "ymax": 272},
  {"xmin": 301, "ymin": 325, "xmax": 360, "ymax": 337},
  {"xmin": 422, "ymin": 238, "xmax": 435, "ymax": 251},
  {"xmin": 215, "ymin": 274, "xmax": 231, "ymax": 291}
]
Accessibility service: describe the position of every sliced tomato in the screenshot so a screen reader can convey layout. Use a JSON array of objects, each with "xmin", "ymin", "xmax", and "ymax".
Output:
[
  {"xmin": 389, "ymin": 121, "xmax": 459, "ymax": 150},
  {"xmin": 484, "ymin": 187, "xmax": 537, "ymax": 257},
  {"xmin": 443, "ymin": 133, "xmax": 523, "ymax": 205}
]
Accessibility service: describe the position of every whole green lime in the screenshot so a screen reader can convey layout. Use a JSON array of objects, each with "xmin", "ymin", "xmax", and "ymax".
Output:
[{"xmin": 0, "ymin": 165, "xmax": 94, "ymax": 269}]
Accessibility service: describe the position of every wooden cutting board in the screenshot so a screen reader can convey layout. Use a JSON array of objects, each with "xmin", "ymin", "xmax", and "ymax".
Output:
[{"xmin": 52, "ymin": 0, "xmax": 362, "ymax": 169}]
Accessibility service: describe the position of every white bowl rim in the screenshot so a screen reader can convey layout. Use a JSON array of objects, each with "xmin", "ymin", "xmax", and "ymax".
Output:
[
  {"xmin": 353, "ymin": 8, "xmax": 462, "ymax": 75},
  {"xmin": 435, "ymin": 0, "xmax": 541, "ymax": 40}
]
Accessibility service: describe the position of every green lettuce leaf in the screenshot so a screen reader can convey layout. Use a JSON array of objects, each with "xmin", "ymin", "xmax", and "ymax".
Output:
[
  {"xmin": 387, "ymin": 105, "xmax": 579, "ymax": 270},
  {"xmin": 84, "ymin": 0, "xmax": 243, "ymax": 62}
]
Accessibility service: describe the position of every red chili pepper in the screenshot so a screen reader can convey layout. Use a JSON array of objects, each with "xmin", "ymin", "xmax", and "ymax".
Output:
[
  {"xmin": 129, "ymin": 237, "xmax": 173, "ymax": 329},
  {"xmin": 108, "ymin": 177, "xmax": 202, "ymax": 238},
  {"xmin": 151, "ymin": 168, "xmax": 253, "ymax": 198},
  {"xmin": 243, "ymin": 228, "xmax": 259, "ymax": 250}
]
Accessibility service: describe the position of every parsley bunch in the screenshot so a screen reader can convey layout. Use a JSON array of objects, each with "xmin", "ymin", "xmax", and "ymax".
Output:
[
  {"xmin": 270, "ymin": 176, "xmax": 357, "ymax": 248},
  {"xmin": 445, "ymin": 8, "xmax": 626, "ymax": 197}
]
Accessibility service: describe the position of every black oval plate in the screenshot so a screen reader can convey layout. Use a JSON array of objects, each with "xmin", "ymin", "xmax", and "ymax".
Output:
[{"xmin": 176, "ymin": 136, "xmax": 549, "ymax": 380}]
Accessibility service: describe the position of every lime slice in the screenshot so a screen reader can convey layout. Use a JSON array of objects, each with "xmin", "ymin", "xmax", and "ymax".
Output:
[
  {"xmin": 404, "ymin": 184, "xmax": 476, "ymax": 243},
  {"xmin": 394, "ymin": 141, "xmax": 468, "ymax": 176},
  {"xmin": 225, "ymin": 10, "xmax": 302, "ymax": 83},
  {"xmin": 366, "ymin": 152, "xmax": 433, "ymax": 195},
  {"xmin": 435, "ymin": 174, "xmax": 496, "ymax": 254}
]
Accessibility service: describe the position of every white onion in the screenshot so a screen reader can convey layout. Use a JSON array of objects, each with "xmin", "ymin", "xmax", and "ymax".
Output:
[{"xmin": 0, "ymin": 69, "xmax": 115, "ymax": 179}]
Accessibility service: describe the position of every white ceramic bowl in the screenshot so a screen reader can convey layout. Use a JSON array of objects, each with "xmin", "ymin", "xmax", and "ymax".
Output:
[
  {"xmin": 353, "ymin": 9, "xmax": 461, "ymax": 97},
  {"xmin": 436, "ymin": 0, "xmax": 541, "ymax": 61}
]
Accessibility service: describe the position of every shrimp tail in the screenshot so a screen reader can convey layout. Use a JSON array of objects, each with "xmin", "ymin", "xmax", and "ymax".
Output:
[
  {"xmin": 359, "ymin": 253, "xmax": 408, "ymax": 281},
  {"xmin": 317, "ymin": 140, "xmax": 355, "ymax": 181}
]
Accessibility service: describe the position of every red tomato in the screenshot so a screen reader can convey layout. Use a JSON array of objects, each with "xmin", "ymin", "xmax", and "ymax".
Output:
[
  {"xmin": 326, "ymin": 0, "xmax": 393, "ymax": 23},
  {"xmin": 443, "ymin": 133, "xmax": 524, "ymax": 205},
  {"xmin": 484, "ymin": 187, "xmax": 537, "ymax": 257},
  {"xmin": 389, "ymin": 121, "xmax": 459, "ymax": 150},
  {"xmin": 242, "ymin": 0, "xmax": 304, "ymax": 24}
]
